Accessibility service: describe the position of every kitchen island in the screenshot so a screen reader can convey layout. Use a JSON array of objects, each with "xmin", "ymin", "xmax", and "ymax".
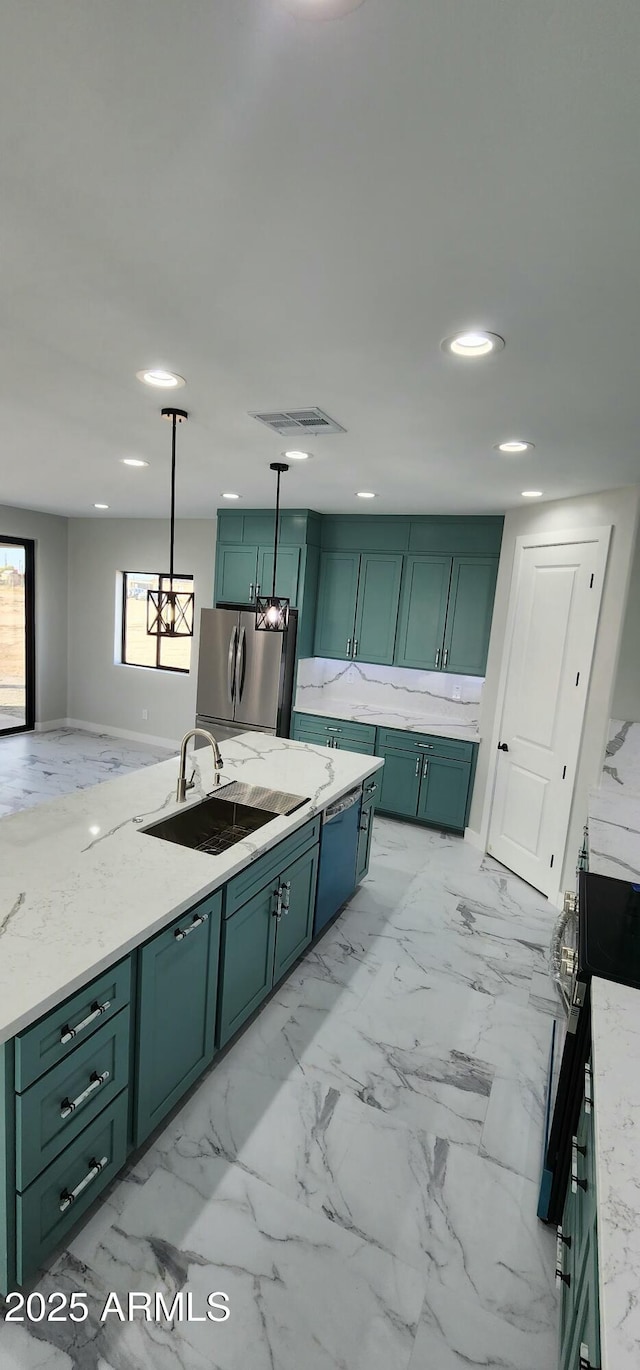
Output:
[{"xmin": 0, "ymin": 732, "xmax": 382, "ymax": 1291}]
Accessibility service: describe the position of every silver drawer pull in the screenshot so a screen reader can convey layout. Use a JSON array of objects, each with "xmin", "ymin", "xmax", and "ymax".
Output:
[
  {"xmin": 571, "ymin": 1136, "xmax": 588, "ymax": 1193},
  {"xmin": 326, "ymin": 726, "xmax": 342, "ymax": 732},
  {"xmin": 584, "ymin": 1061, "xmax": 593, "ymax": 1114},
  {"xmin": 61, "ymin": 1070, "xmax": 110, "ymax": 1119},
  {"xmin": 174, "ymin": 912, "xmax": 209, "ymax": 941},
  {"xmin": 365, "ymin": 782, "xmax": 377, "ymax": 796},
  {"xmin": 417, "ymin": 743, "xmax": 434, "ymax": 750},
  {"xmin": 555, "ymin": 1226, "xmax": 571, "ymax": 1288},
  {"xmin": 59, "ymin": 1155, "xmax": 109, "ymax": 1213},
  {"xmin": 60, "ymin": 1000, "xmax": 111, "ymax": 1046}
]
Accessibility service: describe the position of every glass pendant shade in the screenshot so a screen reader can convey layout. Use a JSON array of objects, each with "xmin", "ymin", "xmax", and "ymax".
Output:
[
  {"xmin": 147, "ymin": 407, "xmax": 194, "ymax": 638},
  {"xmin": 256, "ymin": 461, "xmax": 290, "ymax": 633},
  {"xmin": 255, "ymin": 595, "xmax": 290, "ymax": 632}
]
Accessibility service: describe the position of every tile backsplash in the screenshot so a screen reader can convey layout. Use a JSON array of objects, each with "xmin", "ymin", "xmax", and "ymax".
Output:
[{"xmin": 295, "ymin": 658, "xmax": 483, "ymax": 727}]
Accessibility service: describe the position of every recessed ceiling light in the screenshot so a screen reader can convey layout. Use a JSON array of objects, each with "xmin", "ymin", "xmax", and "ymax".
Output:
[
  {"xmin": 222, "ymin": 492, "xmax": 241, "ymax": 500},
  {"xmin": 521, "ymin": 490, "xmax": 543, "ymax": 498},
  {"xmin": 136, "ymin": 369, "xmax": 185, "ymax": 389},
  {"xmin": 121, "ymin": 457, "xmax": 149, "ymax": 467},
  {"xmin": 94, "ymin": 503, "xmax": 109, "ymax": 510},
  {"xmin": 496, "ymin": 440, "xmax": 534, "ymax": 454},
  {"xmin": 284, "ymin": 450, "xmax": 311, "ymax": 461},
  {"xmin": 357, "ymin": 491, "xmax": 376, "ymax": 499},
  {"xmin": 278, "ymin": 0, "xmax": 365, "ymax": 18},
  {"xmin": 442, "ymin": 331, "xmax": 505, "ymax": 358}
]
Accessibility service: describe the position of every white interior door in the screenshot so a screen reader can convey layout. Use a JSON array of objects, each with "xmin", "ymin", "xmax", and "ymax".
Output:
[{"xmin": 487, "ymin": 528, "xmax": 610, "ymax": 896}]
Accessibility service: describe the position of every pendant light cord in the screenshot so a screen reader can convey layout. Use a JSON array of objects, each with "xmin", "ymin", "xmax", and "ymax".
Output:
[
  {"xmin": 272, "ymin": 466, "xmax": 281, "ymax": 599},
  {"xmin": 169, "ymin": 410, "xmax": 177, "ymax": 588}
]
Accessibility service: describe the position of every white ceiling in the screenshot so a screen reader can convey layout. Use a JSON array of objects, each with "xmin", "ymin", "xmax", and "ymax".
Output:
[{"xmin": 1, "ymin": 0, "xmax": 639, "ymax": 519}]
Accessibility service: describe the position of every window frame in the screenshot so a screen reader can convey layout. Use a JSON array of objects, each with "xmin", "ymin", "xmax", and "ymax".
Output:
[{"xmin": 121, "ymin": 571, "xmax": 194, "ymax": 674}]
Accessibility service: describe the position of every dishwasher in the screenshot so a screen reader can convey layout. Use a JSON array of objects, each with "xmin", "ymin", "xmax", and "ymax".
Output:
[{"xmin": 314, "ymin": 785, "xmax": 362, "ymax": 936}]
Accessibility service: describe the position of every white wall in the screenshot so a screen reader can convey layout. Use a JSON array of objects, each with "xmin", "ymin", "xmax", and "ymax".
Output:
[
  {"xmin": 611, "ymin": 527, "xmax": 640, "ymax": 722},
  {"xmin": 0, "ymin": 503, "xmax": 68, "ymax": 725},
  {"xmin": 67, "ymin": 519, "xmax": 216, "ymax": 746},
  {"xmin": 469, "ymin": 485, "xmax": 640, "ymax": 896}
]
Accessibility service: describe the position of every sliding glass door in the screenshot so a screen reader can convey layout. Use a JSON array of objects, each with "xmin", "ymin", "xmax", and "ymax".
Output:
[{"xmin": 0, "ymin": 537, "xmax": 35, "ymax": 735}]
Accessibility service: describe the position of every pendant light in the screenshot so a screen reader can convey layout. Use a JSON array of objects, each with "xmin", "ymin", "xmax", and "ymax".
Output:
[
  {"xmin": 255, "ymin": 462, "xmax": 290, "ymax": 632},
  {"xmin": 147, "ymin": 407, "xmax": 195, "ymax": 638}
]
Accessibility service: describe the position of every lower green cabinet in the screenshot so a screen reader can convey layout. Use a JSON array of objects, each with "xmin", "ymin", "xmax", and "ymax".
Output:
[
  {"xmin": 378, "ymin": 747, "xmax": 422, "ymax": 818},
  {"xmin": 416, "ymin": 756, "xmax": 471, "ymax": 830},
  {"xmin": 356, "ymin": 782, "xmax": 377, "ymax": 883},
  {"xmin": 134, "ymin": 891, "xmax": 222, "ymax": 1147},
  {"xmin": 557, "ymin": 1069, "xmax": 601, "ymax": 1370},
  {"xmin": 273, "ymin": 846, "xmax": 319, "ymax": 983}
]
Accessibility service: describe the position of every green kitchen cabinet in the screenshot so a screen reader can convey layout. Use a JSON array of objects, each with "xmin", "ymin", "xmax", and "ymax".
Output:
[
  {"xmin": 257, "ymin": 545, "xmax": 301, "ymax": 606},
  {"xmin": 291, "ymin": 712, "xmax": 377, "ymax": 755},
  {"xmin": 216, "ymin": 544, "xmax": 301, "ymax": 606},
  {"xmin": 313, "ymin": 551, "xmax": 403, "ymax": 665},
  {"xmin": 416, "ymin": 755, "xmax": 471, "ymax": 832},
  {"xmin": 377, "ymin": 747, "xmax": 422, "ymax": 818},
  {"xmin": 313, "ymin": 551, "xmax": 361, "ymax": 658},
  {"xmin": 217, "ymin": 882, "xmax": 278, "ymax": 1048},
  {"xmin": 272, "ymin": 845, "xmax": 319, "ymax": 984},
  {"xmin": 395, "ymin": 555, "xmax": 452, "ymax": 670},
  {"xmin": 134, "ymin": 891, "xmax": 222, "ymax": 1147},
  {"xmin": 443, "ymin": 556, "xmax": 498, "ymax": 676},
  {"xmin": 356, "ymin": 776, "xmax": 378, "ymax": 883}
]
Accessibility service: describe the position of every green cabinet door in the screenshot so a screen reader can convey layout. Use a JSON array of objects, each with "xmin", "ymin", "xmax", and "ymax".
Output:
[
  {"xmin": 353, "ymin": 553, "xmax": 403, "ymax": 666},
  {"xmin": 394, "ymin": 555, "xmax": 452, "ymax": 670},
  {"xmin": 135, "ymin": 892, "xmax": 222, "ymax": 1147},
  {"xmin": 561, "ymin": 1222, "xmax": 600, "ymax": 1370},
  {"xmin": 356, "ymin": 798, "xmax": 375, "ymax": 883},
  {"xmin": 257, "ymin": 545, "xmax": 301, "ymax": 607},
  {"xmin": 216, "ymin": 545, "xmax": 259, "ymax": 604},
  {"xmin": 217, "ymin": 882, "xmax": 278, "ymax": 1047},
  {"xmin": 313, "ymin": 551, "xmax": 361, "ymax": 659},
  {"xmin": 417, "ymin": 756, "xmax": 471, "ymax": 831},
  {"xmin": 377, "ymin": 747, "xmax": 421, "ymax": 817},
  {"xmin": 273, "ymin": 845, "xmax": 319, "ymax": 985},
  {"xmin": 443, "ymin": 556, "xmax": 498, "ymax": 676}
]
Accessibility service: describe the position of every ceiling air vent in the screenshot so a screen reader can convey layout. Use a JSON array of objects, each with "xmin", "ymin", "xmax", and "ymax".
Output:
[{"xmin": 250, "ymin": 407, "xmax": 346, "ymax": 437}]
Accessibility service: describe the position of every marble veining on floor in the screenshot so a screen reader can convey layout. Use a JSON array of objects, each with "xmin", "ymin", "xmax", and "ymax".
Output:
[{"xmin": 0, "ymin": 730, "xmax": 560, "ymax": 1369}]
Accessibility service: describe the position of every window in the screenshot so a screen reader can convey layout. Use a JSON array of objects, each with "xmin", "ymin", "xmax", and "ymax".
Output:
[{"xmin": 122, "ymin": 572, "xmax": 193, "ymax": 672}]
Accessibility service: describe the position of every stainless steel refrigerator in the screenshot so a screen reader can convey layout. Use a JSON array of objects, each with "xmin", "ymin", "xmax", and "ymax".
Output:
[{"xmin": 195, "ymin": 606, "xmax": 297, "ymax": 743}]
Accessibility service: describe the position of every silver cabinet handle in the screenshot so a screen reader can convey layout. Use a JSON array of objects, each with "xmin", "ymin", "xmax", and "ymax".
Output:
[
  {"xmin": 415, "ymin": 757, "xmax": 421, "ymax": 777},
  {"xmin": 59, "ymin": 1155, "xmax": 109, "ymax": 1212},
  {"xmin": 281, "ymin": 880, "xmax": 291, "ymax": 914},
  {"xmin": 227, "ymin": 624, "xmax": 238, "ymax": 705},
  {"xmin": 61, "ymin": 1070, "xmax": 110, "ymax": 1120},
  {"xmin": 571, "ymin": 1136, "xmax": 588, "ymax": 1193},
  {"xmin": 248, "ymin": 582, "xmax": 254, "ymax": 601},
  {"xmin": 584, "ymin": 1062, "xmax": 593, "ymax": 1114},
  {"xmin": 359, "ymin": 811, "xmax": 370, "ymax": 833},
  {"xmin": 435, "ymin": 648, "xmax": 441, "ymax": 668},
  {"xmin": 273, "ymin": 886, "xmax": 283, "ymax": 921},
  {"xmin": 353, "ymin": 639, "xmax": 358, "ymax": 657},
  {"xmin": 346, "ymin": 638, "xmax": 352, "ymax": 657},
  {"xmin": 443, "ymin": 648, "xmax": 449, "ymax": 667},
  {"xmin": 423, "ymin": 760, "xmax": 429, "ymax": 779},
  {"xmin": 326, "ymin": 739, "xmax": 333, "ymax": 748},
  {"xmin": 255, "ymin": 583, "xmax": 261, "ymax": 597},
  {"xmin": 579, "ymin": 1345, "xmax": 594, "ymax": 1369},
  {"xmin": 555, "ymin": 1226, "xmax": 571, "ymax": 1287},
  {"xmin": 60, "ymin": 1001, "xmax": 111, "ymax": 1046},
  {"xmin": 365, "ymin": 781, "xmax": 377, "ymax": 796},
  {"xmin": 326, "ymin": 726, "xmax": 342, "ymax": 732},
  {"xmin": 174, "ymin": 912, "xmax": 209, "ymax": 941},
  {"xmin": 417, "ymin": 743, "xmax": 434, "ymax": 750}
]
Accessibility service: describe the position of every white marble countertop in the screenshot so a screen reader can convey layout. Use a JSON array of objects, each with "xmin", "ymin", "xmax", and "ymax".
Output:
[
  {"xmin": 0, "ymin": 733, "xmax": 382, "ymax": 1045},
  {"xmin": 591, "ymin": 977, "xmax": 640, "ymax": 1370},
  {"xmin": 294, "ymin": 702, "xmax": 480, "ymax": 744},
  {"xmin": 587, "ymin": 786, "xmax": 640, "ymax": 882}
]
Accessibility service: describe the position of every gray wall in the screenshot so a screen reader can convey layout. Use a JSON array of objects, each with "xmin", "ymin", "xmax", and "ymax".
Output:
[
  {"xmin": 0, "ymin": 503, "xmax": 68, "ymax": 725},
  {"xmin": 611, "ymin": 527, "xmax": 640, "ymax": 722},
  {"xmin": 469, "ymin": 485, "xmax": 640, "ymax": 897},
  {"xmin": 67, "ymin": 519, "xmax": 216, "ymax": 746}
]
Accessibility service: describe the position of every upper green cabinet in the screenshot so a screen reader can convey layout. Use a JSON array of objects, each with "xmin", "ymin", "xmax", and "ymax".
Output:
[
  {"xmin": 314, "ymin": 551, "xmax": 403, "ymax": 665},
  {"xmin": 216, "ymin": 544, "xmax": 301, "ymax": 607},
  {"xmin": 395, "ymin": 555, "xmax": 452, "ymax": 670},
  {"xmin": 443, "ymin": 556, "xmax": 498, "ymax": 676}
]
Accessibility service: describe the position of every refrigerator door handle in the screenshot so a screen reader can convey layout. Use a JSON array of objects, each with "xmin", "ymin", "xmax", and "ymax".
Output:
[
  {"xmin": 236, "ymin": 626, "xmax": 246, "ymax": 702},
  {"xmin": 227, "ymin": 626, "xmax": 238, "ymax": 705}
]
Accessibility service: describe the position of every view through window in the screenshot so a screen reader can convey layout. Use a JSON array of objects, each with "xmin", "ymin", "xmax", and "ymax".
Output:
[
  {"xmin": 0, "ymin": 541, "xmax": 31, "ymax": 733},
  {"xmin": 122, "ymin": 572, "xmax": 193, "ymax": 672}
]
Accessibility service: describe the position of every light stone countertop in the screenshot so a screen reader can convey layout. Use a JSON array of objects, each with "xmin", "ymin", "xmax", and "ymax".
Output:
[
  {"xmin": 591, "ymin": 977, "xmax": 640, "ymax": 1370},
  {"xmin": 293, "ymin": 701, "xmax": 480, "ymax": 744},
  {"xmin": 0, "ymin": 733, "xmax": 382, "ymax": 1045},
  {"xmin": 587, "ymin": 786, "xmax": 640, "ymax": 882}
]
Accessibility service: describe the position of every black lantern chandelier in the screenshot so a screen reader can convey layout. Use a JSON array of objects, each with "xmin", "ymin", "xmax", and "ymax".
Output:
[
  {"xmin": 255, "ymin": 462, "xmax": 289, "ymax": 632},
  {"xmin": 147, "ymin": 407, "xmax": 195, "ymax": 638}
]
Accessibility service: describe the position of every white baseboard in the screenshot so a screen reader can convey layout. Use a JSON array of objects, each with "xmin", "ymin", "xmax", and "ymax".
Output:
[
  {"xmin": 34, "ymin": 719, "xmax": 69, "ymax": 732},
  {"xmin": 464, "ymin": 826, "xmax": 484, "ymax": 851},
  {"xmin": 65, "ymin": 719, "xmax": 179, "ymax": 751}
]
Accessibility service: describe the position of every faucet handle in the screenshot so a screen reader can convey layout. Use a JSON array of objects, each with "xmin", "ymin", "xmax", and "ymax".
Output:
[{"xmin": 187, "ymin": 767, "xmax": 197, "ymax": 790}]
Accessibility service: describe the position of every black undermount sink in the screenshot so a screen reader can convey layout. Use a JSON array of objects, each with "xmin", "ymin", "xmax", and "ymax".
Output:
[{"xmin": 141, "ymin": 781, "xmax": 308, "ymax": 858}]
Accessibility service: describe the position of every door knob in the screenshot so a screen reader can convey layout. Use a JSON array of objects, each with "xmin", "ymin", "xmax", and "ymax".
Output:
[{"xmin": 497, "ymin": 742, "xmax": 509, "ymax": 752}]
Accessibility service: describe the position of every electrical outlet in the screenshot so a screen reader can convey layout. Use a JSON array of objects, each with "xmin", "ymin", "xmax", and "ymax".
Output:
[
  {"xmin": 142, "ymin": 709, "xmax": 148, "ymax": 721},
  {"xmin": 452, "ymin": 686, "xmax": 461, "ymax": 702}
]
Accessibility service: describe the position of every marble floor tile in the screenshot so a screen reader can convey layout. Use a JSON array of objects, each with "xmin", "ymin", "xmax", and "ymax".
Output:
[
  {"xmin": 408, "ymin": 1281, "xmax": 558, "ymax": 1370},
  {"xmin": 479, "ymin": 1072, "xmax": 547, "ymax": 1182}
]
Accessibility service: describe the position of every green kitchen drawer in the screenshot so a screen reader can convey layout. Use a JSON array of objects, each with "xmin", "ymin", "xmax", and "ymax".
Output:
[
  {"xmin": 15, "ymin": 1006, "xmax": 130, "ymax": 1192},
  {"xmin": 376, "ymin": 727, "xmax": 475, "ymax": 764},
  {"xmin": 15, "ymin": 958, "xmax": 132, "ymax": 1092},
  {"xmin": 292, "ymin": 712, "xmax": 377, "ymax": 747},
  {"xmin": 16, "ymin": 1091, "xmax": 128, "ymax": 1285},
  {"xmin": 224, "ymin": 816, "xmax": 321, "ymax": 918}
]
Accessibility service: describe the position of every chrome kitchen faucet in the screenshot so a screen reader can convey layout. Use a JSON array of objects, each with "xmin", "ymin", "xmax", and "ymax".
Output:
[{"xmin": 176, "ymin": 728, "xmax": 223, "ymax": 803}]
